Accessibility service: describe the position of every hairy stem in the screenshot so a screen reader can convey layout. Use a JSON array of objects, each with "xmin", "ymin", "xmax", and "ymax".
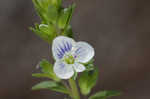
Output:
[{"xmin": 68, "ymin": 78, "xmax": 80, "ymax": 99}]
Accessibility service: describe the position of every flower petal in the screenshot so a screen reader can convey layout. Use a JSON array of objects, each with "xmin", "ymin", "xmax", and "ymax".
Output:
[
  {"xmin": 73, "ymin": 42, "xmax": 95, "ymax": 63},
  {"xmin": 73, "ymin": 62, "xmax": 86, "ymax": 72},
  {"xmin": 52, "ymin": 36, "xmax": 75, "ymax": 60},
  {"xmin": 54, "ymin": 61, "xmax": 74, "ymax": 79}
]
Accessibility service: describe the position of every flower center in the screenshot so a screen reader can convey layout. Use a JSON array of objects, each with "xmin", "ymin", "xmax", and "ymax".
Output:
[{"xmin": 63, "ymin": 55, "xmax": 75, "ymax": 64}]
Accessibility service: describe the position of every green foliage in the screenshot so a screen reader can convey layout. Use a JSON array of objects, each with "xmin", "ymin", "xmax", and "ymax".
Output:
[
  {"xmin": 32, "ymin": 59, "xmax": 60, "ymax": 81},
  {"xmin": 89, "ymin": 91, "xmax": 121, "ymax": 99},
  {"xmin": 31, "ymin": 0, "xmax": 121, "ymax": 98},
  {"xmin": 32, "ymin": 73, "xmax": 53, "ymax": 78},
  {"xmin": 32, "ymin": 81, "xmax": 69, "ymax": 94},
  {"xmin": 31, "ymin": 0, "xmax": 75, "ymax": 43},
  {"xmin": 30, "ymin": 23, "xmax": 57, "ymax": 43},
  {"xmin": 78, "ymin": 67, "xmax": 99, "ymax": 95},
  {"xmin": 58, "ymin": 4, "xmax": 75, "ymax": 29},
  {"xmin": 32, "ymin": 0, "xmax": 61, "ymax": 23}
]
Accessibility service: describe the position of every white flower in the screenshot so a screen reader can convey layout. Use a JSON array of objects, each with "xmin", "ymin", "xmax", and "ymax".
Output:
[{"xmin": 52, "ymin": 36, "xmax": 95, "ymax": 79}]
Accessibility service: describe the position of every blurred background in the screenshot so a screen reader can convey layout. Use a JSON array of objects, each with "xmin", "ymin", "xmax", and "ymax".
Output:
[{"xmin": 0, "ymin": 0, "xmax": 150, "ymax": 99}]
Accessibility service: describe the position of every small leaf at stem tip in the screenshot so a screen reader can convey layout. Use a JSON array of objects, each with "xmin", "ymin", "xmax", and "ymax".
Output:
[
  {"xmin": 32, "ymin": 81, "xmax": 69, "ymax": 94},
  {"xmin": 89, "ymin": 90, "xmax": 121, "ymax": 99}
]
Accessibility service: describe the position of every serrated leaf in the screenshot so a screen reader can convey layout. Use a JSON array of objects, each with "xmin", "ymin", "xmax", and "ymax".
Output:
[
  {"xmin": 78, "ymin": 67, "xmax": 99, "ymax": 95},
  {"xmin": 89, "ymin": 90, "xmax": 121, "ymax": 99},
  {"xmin": 32, "ymin": 81, "xmax": 69, "ymax": 94}
]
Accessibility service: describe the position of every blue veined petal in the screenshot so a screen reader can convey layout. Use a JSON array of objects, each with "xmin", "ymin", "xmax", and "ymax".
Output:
[
  {"xmin": 56, "ymin": 47, "xmax": 64, "ymax": 59},
  {"xmin": 63, "ymin": 41, "xmax": 68, "ymax": 51},
  {"xmin": 73, "ymin": 41, "xmax": 95, "ymax": 63},
  {"xmin": 66, "ymin": 41, "xmax": 72, "ymax": 51},
  {"xmin": 52, "ymin": 36, "xmax": 75, "ymax": 60},
  {"xmin": 59, "ymin": 45, "xmax": 65, "ymax": 54},
  {"xmin": 54, "ymin": 61, "xmax": 74, "ymax": 79}
]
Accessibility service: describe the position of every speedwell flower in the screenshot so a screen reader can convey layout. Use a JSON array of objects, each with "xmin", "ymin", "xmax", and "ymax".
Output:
[{"xmin": 52, "ymin": 36, "xmax": 95, "ymax": 79}]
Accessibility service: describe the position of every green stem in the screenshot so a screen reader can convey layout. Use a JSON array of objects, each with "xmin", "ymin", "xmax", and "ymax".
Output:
[
  {"xmin": 68, "ymin": 78, "xmax": 80, "ymax": 99},
  {"xmin": 62, "ymin": 81, "xmax": 73, "ymax": 98}
]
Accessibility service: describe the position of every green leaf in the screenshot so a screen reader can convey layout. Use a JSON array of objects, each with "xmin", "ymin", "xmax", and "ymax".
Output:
[
  {"xmin": 39, "ymin": 59, "xmax": 53, "ymax": 73},
  {"xmin": 58, "ymin": 8, "xmax": 71, "ymax": 29},
  {"xmin": 89, "ymin": 91, "xmax": 121, "ymax": 99},
  {"xmin": 58, "ymin": 3, "xmax": 75, "ymax": 30},
  {"xmin": 32, "ymin": 0, "xmax": 61, "ymax": 24},
  {"xmin": 40, "ymin": 59, "xmax": 60, "ymax": 81},
  {"xmin": 78, "ymin": 67, "xmax": 99, "ymax": 95},
  {"xmin": 32, "ymin": 73, "xmax": 52, "ymax": 79},
  {"xmin": 32, "ymin": 59, "xmax": 60, "ymax": 81},
  {"xmin": 30, "ymin": 23, "xmax": 57, "ymax": 43},
  {"xmin": 32, "ymin": 0, "xmax": 49, "ymax": 23},
  {"xmin": 32, "ymin": 81, "xmax": 69, "ymax": 94}
]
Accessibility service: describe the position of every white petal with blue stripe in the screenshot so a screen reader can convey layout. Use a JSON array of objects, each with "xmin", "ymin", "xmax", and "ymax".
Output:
[
  {"xmin": 73, "ymin": 42, "xmax": 95, "ymax": 63},
  {"xmin": 53, "ymin": 61, "xmax": 74, "ymax": 79},
  {"xmin": 52, "ymin": 36, "xmax": 75, "ymax": 60}
]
